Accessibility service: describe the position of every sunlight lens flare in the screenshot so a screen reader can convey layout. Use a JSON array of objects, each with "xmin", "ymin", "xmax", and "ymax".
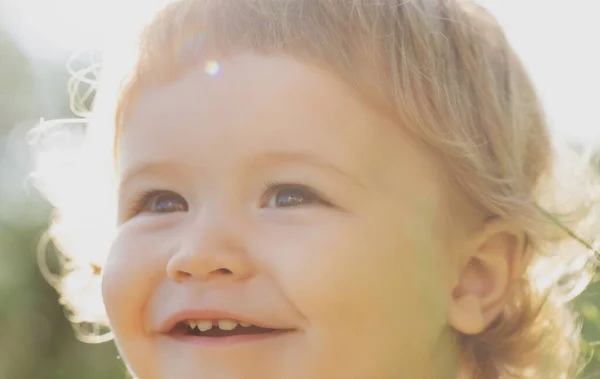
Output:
[{"xmin": 204, "ymin": 60, "xmax": 221, "ymax": 76}]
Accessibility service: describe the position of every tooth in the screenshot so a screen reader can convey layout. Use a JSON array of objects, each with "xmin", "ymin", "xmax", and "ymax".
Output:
[
  {"xmin": 197, "ymin": 320, "xmax": 212, "ymax": 332},
  {"xmin": 240, "ymin": 322, "xmax": 251, "ymax": 327},
  {"xmin": 218, "ymin": 319, "xmax": 238, "ymax": 331},
  {"xmin": 187, "ymin": 321, "xmax": 197, "ymax": 329}
]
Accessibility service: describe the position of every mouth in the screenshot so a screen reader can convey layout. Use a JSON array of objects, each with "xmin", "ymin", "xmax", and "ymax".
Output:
[
  {"xmin": 166, "ymin": 318, "xmax": 295, "ymax": 344},
  {"xmin": 171, "ymin": 319, "xmax": 282, "ymax": 337}
]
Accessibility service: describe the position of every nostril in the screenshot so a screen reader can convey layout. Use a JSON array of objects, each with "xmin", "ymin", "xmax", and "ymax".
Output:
[
  {"xmin": 174, "ymin": 271, "xmax": 192, "ymax": 281},
  {"xmin": 215, "ymin": 268, "xmax": 233, "ymax": 274}
]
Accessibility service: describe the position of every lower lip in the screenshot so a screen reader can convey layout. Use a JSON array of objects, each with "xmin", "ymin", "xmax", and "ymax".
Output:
[{"xmin": 164, "ymin": 330, "xmax": 295, "ymax": 347}]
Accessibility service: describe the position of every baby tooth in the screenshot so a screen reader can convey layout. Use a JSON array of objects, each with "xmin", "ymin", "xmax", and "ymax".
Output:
[
  {"xmin": 197, "ymin": 320, "xmax": 212, "ymax": 332},
  {"xmin": 240, "ymin": 322, "xmax": 251, "ymax": 327},
  {"xmin": 187, "ymin": 321, "xmax": 197, "ymax": 329},
  {"xmin": 218, "ymin": 319, "xmax": 237, "ymax": 331}
]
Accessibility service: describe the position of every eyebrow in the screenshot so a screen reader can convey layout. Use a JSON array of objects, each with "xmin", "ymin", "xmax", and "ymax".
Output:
[
  {"xmin": 119, "ymin": 151, "xmax": 365, "ymax": 190},
  {"xmin": 118, "ymin": 160, "xmax": 185, "ymax": 192},
  {"xmin": 252, "ymin": 151, "xmax": 366, "ymax": 189}
]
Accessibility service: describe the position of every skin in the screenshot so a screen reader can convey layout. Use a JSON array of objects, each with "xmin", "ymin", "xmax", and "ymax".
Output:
[{"xmin": 102, "ymin": 53, "xmax": 522, "ymax": 379}]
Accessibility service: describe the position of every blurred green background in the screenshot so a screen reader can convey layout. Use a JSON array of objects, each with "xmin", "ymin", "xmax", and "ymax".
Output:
[
  {"xmin": 0, "ymin": 27, "xmax": 126, "ymax": 379},
  {"xmin": 1, "ymin": 3, "xmax": 600, "ymax": 379}
]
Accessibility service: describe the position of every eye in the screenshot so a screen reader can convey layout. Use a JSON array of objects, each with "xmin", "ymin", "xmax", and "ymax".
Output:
[
  {"xmin": 129, "ymin": 190, "xmax": 188, "ymax": 216},
  {"xmin": 263, "ymin": 181, "xmax": 325, "ymax": 208}
]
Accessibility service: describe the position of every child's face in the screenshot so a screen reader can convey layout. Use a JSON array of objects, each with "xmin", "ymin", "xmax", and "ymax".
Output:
[{"xmin": 103, "ymin": 54, "xmax": 458, "ymax": 379}]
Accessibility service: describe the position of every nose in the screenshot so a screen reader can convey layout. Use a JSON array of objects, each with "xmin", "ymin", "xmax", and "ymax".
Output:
[{"xmin": 166, "ymin": 210, "xmax": 255, "ymax": 282}]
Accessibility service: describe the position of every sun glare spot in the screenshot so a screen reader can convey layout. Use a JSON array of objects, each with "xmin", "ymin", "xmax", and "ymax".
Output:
[{"xmin": 204, "ymin": 60, "xmax": 221, "ymax": 76}]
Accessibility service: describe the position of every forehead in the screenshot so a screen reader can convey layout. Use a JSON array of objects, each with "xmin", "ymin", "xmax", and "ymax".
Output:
[{"xmin": 117, "ymin": 54, "xmax": 441, "ymax": 197}]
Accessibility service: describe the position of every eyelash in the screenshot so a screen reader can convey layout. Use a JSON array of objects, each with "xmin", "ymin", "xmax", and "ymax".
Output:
[
  {"xmin": 262, "ymin": 180, "xmax": 330, "ymax": 208},
  {"xmin": 126, "ymin": 189, "xmax": 187, "ymax": 218},
  {"xmin": 125, "ymin": 182, "xmax": 330, "ymax": 219}
]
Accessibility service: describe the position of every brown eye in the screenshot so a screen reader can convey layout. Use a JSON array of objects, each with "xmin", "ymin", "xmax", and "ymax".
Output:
[
  {"xmin": 136, "ymin": 190, "xmax": 188, "ymax": 214},
  {"xmin": 264, "ymin": 183, "xmax": 321, "ymax": 208}
]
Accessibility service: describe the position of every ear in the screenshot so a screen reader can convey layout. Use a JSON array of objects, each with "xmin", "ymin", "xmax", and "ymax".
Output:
[{"xmin": 448, "ymin": 218, "xmax": 526, "ymax": 335}]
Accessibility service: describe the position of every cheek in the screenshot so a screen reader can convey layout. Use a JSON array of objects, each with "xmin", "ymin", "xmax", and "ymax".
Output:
[
  {"xmin": 256, "ymin": 210, "xmax": 451, "ymax": 372},
  {"xmin": 262, "ymin": 211, "xmax": 448, "ymax": 314},
  {"xmin": 103, "ymin": 228, "xmax": 158, "ymax": 320},
  {"xmin": 101, "ymin": 225, "xmax": 169, "ymax": 373}
]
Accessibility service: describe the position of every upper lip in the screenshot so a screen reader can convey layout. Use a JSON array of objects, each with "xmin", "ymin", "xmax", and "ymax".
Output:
[{"xmin": 158, "ymin": 308, "xmax": 297, "ymax": 334}]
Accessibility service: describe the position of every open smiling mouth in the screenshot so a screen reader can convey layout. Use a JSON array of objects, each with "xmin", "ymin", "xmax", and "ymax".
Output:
[
  {"xmin": 170, "ymin": 319, "xmax": 290, "ymax": 339},
  {"xmin": 169, "ymin": 320, "xmax": 294, "ymax": 344}
]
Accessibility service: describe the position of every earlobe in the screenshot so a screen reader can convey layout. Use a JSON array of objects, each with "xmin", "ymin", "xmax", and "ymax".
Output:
[
  {"xmin": 448, "ymin": 294, "xmax": 485, "ymax": 334},
  {"xmin": 447, "ymin": 218, "xmax": 525, "ymax": 335}
]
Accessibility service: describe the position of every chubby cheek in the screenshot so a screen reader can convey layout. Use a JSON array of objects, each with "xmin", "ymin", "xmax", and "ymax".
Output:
[
  {"xmin": 257, "ymin": 209, "xmax": 451, "ymax": 376},
  {"xmin": 102, "ymin": 225, "xmax": 170, "ymax": 377}
]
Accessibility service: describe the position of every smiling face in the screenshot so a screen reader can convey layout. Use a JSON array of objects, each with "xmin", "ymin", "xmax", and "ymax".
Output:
[{"xmin": 102, "ymin": 53, "xmax": 460, "ymax": 379}]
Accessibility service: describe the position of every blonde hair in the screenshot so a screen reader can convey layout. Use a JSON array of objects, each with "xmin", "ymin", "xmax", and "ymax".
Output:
[{"xmin": 32, "ymin": 0, "xmax": 600, "ymax": 378}]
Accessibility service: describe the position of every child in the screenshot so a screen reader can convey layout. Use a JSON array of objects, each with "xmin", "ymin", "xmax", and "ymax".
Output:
[{"xmin": 33, "ymin": 0, "xmax": 600, "ymax": 378}]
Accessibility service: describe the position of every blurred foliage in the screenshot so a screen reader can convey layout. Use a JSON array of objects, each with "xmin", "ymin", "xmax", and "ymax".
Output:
[{"xmin": 0, "ymin": 23, "xmax": 599, "ymax": 379}]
